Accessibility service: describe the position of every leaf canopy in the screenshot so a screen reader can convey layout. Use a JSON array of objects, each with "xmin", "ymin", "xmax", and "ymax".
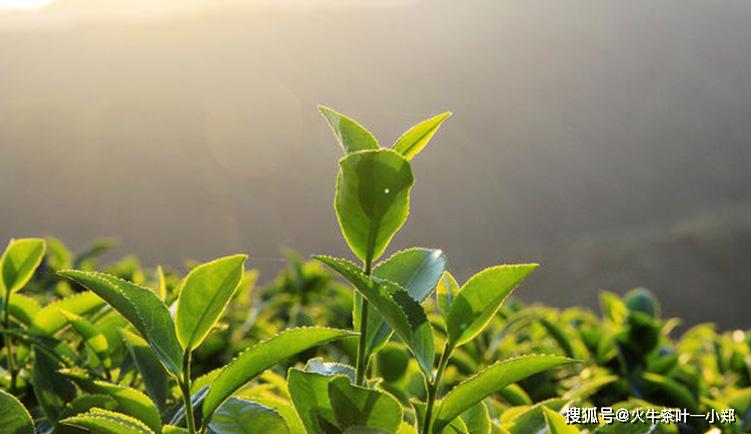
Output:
[{"xmin": 203, "ymin": 326, "xmax": 355, "ymax": 420}]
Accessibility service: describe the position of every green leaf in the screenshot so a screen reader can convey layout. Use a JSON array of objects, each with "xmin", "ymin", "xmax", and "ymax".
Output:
[
  {"xmin": 57, "ymin": 270, "xmax": 183, "ymax": 375},
  {"xmin": 446, "ymin": 264, "xmax": 538, "ymax": 347},
  {"xmin": 59, "ymin": 394, "xmax": 119, "ymax": 419},
  {"xmin": 0, "ymin": 389, "xmax": 35, "ymax": 434},
  {"xmin": 436, "ymin": 272, "xmax": 459, "ymax": 318},
  {"xmin": 393, "ymin": 112, "xmax": 451, "ymax": 160},
  {"xmin": 209, "ymin": 398, "xmax": 290, "ymax": 434},
  {"xmin": 373, "ymin": 248, "xmax": 447, "ymax": 302},
  {"xmin": 175, "ymin": 254, "xmax": 247, "ymax": 350},
  {"xmin": 506, "ymin": 399, "xmax": 567, "ymax": 434},
  {"xmin": 316, "ymin": 256, "xmax": 435, "ymax": 376},
  {"xmin": 542, "ymin": 407, "xmax": 580, "ymax": 434},
  {"xmin": 163, "ymin": 426, "xmax": 189, "ymax": 434},
  {"xmin": 397, "ymin": 422, "xmax": 418, "ymax": 434},
  {"xmin": 364, "ymin": 248, "xmax": 447, "ymax": 354},
  {"xmin": 599, "ymin": 291, "xmax": 627, "ymax": 324},
  {"xmin": 460, "ymin": 402, "xmax": 491, "ymax": 434},
  {"xmin": 122, "ymin": 329, "xmax": 170, "ymax": 413},
  {"xmin": 305, "ymin": 357, "xmax": 357, "ymax": 382},
  {"xmin": 329, "ymin": 376, "xmax": 402, "ymax": 432},
  {"xmin": 61, "ymin": 408, "xmax": 154, "ymax": 434},
  {"xmin": 156, "ymin": 265, "xmax": 167, "ymax": 301},
  {"xmin": 7, "ymin": 294, "xmax": 41, "ymax": 326},
  {"xmin": 335, "ymin": 149, "xmax": 414, "ymax": 264},
  {"xmin": 433, "ymin": 355, "xmax": 575, "ymax": 432},
  {"xmin": 61, "ymin": 309, "xmax": 111, "ymax": 369},
  {"xmin": 287, "ymin": 368, "xmax": 339, "ymax": 434},
  {"xmin": 30, "ymin": 291, "xmax": 106, "ymax": 335},
  {"xmin": 234, "ymin": 391, "xmax": 306, "ymax": 434},
  {"xmin": 319, "ymin": 105, "xmax": 379, "ymax": 154},
  {"xmin": 32, "ymin": 345, "xmax": 77, "ymax": 422},
  {"xmin": 642, "ymin": 372, "xmax": 699, "ymax": 412},
  {"xmin": 203, "ymin": 327, "xmax": 355, "ymax": 420},
  {"xmin": 0, "ymin": 238, "xmax": 46, "ymax": 295},
  {"xmin": 539, "ymin": 318, "xmax": 589, "ymax": 360},
  {"xmin": 375, "ymin": 343, "xmax": 409, "ymax": 382},
  {"xmin": 65, "ymin": 378, "xmax": 163, "ymax": 434},
  {"xmin": 345, "ymin": 428, "xmax": 393, "ymax": 434}
]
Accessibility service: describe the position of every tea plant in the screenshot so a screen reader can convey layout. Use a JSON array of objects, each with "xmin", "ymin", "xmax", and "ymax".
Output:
[{"xmin": 0, "ymin": 105, "xmax": 747, "ymax": 434}]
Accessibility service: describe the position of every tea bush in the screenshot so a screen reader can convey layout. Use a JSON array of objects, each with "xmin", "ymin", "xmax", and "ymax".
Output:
[{"xmin": 0, "ymin": 107, "xmax": 748, "ymax": 433}]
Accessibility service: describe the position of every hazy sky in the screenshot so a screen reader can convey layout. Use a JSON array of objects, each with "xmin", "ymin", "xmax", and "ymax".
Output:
[{"xmin": 1, "ymin": 0, "xmax": 750, "ymax": 327}]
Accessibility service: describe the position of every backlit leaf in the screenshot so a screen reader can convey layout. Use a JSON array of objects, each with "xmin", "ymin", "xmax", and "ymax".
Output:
[
  {"xmin": 209, "ymin": 398, "xmax": 290, "ymax": 434},
  {"xmin": 30, "ymin": 291, "xmax": 106, "ymax": 335},
  {"xmin": 329, "ymin": 376, "xmax": 402, "ymax": 432},
  {"xmin": 65, "ymin": 377, "xmax": 162, "ymax": 434},
  {"xmin": 433, "ymin": 355, "xmax": 575, "ymax": 432},
  {"xmin": 364, "ymin": 248, "xmax": 446, "ymax": 354},
  {"xmin": 61, "ymin": 309, "xmax": 111, "ymax": 369},
  {"xmin": 393, "ymin": 112, "xmax": 451, "ymax": 160},
  {"xmin": 319, "ymin": 105, "xmax": 379, "ymax": 154},
  {"xmin": 0, "ymin": 238, "xmax": 46, "ymax": 295},
  {"xmin": 287, "ymin": 368, "xmax": 339, "ymax": 434},
  {"xmin": 0, "ymin": 389, "xmax": 35, "ymax": 434},
  {"xmin": 175, "ymin": 254, "xmax": 247, "ymax": 351},
  {"xmin": 436, "ymin": 272, "xmax": 459, "ymax": 318},
  {"xmin": 543, "ymin": 407, "xmax": 580, "ymax": 434},
  {"xmin": 316, "ymin": 256, "xmax": 435, "ymax": 376},
  {"xmin": 203, "ymin": 327, "xmax": 355, "ymax": 420},
  {"xmin": 335, "ymin": 149, "xmax": 414, "ymax": 264},
  {"xmin": 58, "ymin": 270, "xmax": 183, "ymax": 375},
  {"xmin": 446, "ymin": 264, "xmax": 538, "ymax": 347},
  {"xmin": 60, "ymin": 408, "xmax": 154, "ymax": 434},
  {"xmin": 460, "ymin": 402, "xmax": 491, "ymax": 434},
  {"xmin": 7, "ymin": 294, "xmax": 41, "ymax": 327}
]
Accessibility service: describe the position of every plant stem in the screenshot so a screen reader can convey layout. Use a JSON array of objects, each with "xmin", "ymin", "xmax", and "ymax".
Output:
[
  {"xmin": 355, "ymin": 260, "xmax": 373, "ymax": 386},
  {"xmin": 355, "ymin": 298, "xmax": 369, "ymax": 385},
  {"xmin": 180, "ymin": 350, "xmax": 197, "ymax": 434},
  {"xmin": 422, "ymin": 341, "xmax": 453, "ymax": 434},
  {"xmin": 3, "ymin": 290, "xmax": 17, "ymax": 392}
]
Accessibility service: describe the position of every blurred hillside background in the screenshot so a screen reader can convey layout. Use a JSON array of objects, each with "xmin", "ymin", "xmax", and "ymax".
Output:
[{"xmin": 1, "ymin": 0, "xmax": 750, "ymax": 327}]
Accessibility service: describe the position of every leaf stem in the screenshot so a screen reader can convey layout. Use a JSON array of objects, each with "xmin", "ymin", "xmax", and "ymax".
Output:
[
  {"xmin": 355, "ymin": 259, "xmax": 373, "ymax": 386},
  {"xmin": 3, "ymin": 289, "xmax": 18, "ymax": 393},
  {"xmin": 422, "ymin": 341, "xmax": 453, "ymax": 434},
  {"xmin": 180, "ymin": 350, "xmax": 197, "ymax": 434}
]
